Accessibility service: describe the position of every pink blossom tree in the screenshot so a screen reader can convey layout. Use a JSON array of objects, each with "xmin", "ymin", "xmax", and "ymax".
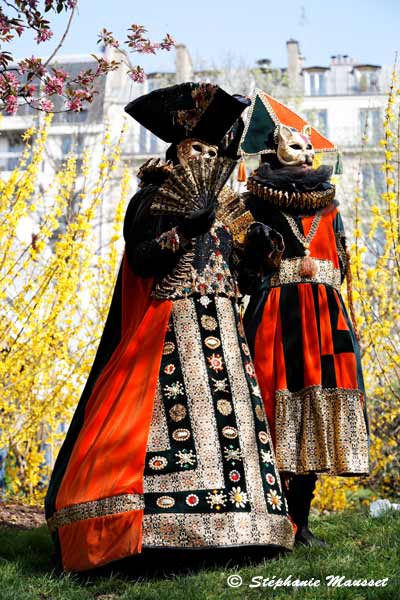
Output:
[{"xmin": 0, "ymin": 0, "xmax": 174, "ymax": 114}]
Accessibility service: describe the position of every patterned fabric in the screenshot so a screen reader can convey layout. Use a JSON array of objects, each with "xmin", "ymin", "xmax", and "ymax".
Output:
[
  {"xmin": 47, "ymin": 214, "xmax": 295, "ymax": 560},
  {"xmin": 141, "ymin": 296, "xmax": 293, "ymax": 548},
  {"xmin": 244, "ymin": 201, "xmax": 369, "ymax": 476}
]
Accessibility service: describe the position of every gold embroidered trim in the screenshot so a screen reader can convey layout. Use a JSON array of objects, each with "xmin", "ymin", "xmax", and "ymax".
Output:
[
  {"xmin": 274, "ymin": 385, "xmax": 369, "ymax": 475},
  {"xmin": 47, "ymin": 493, "xmax": 145, "ymax": 532},
  {"xmin": 269, "ymin": 257, "xmax": 342, "ymax": 290},
  {"xmin": 246, "ymin": 178, "xmax": 335, "ymax": 211},
  {"xmin": 142, "ymin": 512, "xmax": 294, "ymax": 550}
]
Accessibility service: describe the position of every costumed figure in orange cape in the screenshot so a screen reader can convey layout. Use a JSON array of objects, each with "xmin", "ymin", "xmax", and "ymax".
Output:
[
  {"xmin": 45, "ymin": 83, "xmax": 294, "ymax": 572},
  {"xmin": 238, "ymin": 90, "xmax": 369, "ymax": 547}
]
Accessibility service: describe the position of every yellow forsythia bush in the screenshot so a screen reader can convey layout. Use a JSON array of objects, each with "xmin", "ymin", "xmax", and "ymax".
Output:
[
  {"xmin": 1, "ymin": 84, "xmax": 398, "ymax": 509},
  {"xmin": 314, "ymin": 71, "xmax": 400, "ymax": 511},
  {"xmin": 0, "ymin": 116, "xmax": 130, "ymax": 501}
]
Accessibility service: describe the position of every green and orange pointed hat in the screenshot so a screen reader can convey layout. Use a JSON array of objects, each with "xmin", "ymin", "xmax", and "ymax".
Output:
[{"xmin": 240, "ymin": 89, "xmax": 336, "ymax": 156}]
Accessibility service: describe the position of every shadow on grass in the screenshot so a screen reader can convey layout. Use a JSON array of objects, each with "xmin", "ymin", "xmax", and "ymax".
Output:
[
  {"xmin": 0, "ymin": 526, "xmax": 54, "ymax": 575},
  {"xmin": 0, "ymin": 524, "xmax": 288, "ymax": 581}
]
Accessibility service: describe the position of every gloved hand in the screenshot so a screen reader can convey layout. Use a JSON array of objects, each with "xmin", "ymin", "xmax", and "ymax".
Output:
[
  {"xmin": 178, "ymin": 195, "xmax": 216, "ymax": 239},
  {"xmin": 244, "ymin": 222, "xmax": 284, "ymax": 270}
]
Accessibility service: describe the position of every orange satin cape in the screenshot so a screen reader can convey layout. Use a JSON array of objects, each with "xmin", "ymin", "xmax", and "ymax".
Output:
[{"xmin": 54, "ymin": 255, "xmax": 172, "ymax": 571}]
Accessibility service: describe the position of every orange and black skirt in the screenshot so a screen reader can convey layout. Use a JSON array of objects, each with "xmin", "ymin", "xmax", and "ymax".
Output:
[{"xmin": 245, "ymin": 279, "xmax": 369, "ymax": 476}]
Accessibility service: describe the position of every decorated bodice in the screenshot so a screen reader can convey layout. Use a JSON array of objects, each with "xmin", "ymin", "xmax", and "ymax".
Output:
[
  {"xmin": 152, "ymin": 221, "xmax": 238, "ymax": 300},
  {"xmin": 245, "ymin": 196, "xmax": 347, "ymax": 291}
]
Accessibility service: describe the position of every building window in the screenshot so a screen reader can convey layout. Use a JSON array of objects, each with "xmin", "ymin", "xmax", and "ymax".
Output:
[
  {"xmin": 0, "ymin": 132, "xmax": 24, "ymax": 171},
  {"xmin": 361, "ymin": 163, "xmax": 385, "ymax": 200},
  {"xmin": 304, "ymin": 109, "xmax": 328, "ymax": 137},
  {"xmin": 308, "ymin": 72, "xmax": 327, "ymax": 96},
  {"xmin": 359, "ymin": 108, "xmax": 382, "ymax": 145},
  {"xmin": 356, "ymin": 70, "xmax": 380, "ymax": 93}
]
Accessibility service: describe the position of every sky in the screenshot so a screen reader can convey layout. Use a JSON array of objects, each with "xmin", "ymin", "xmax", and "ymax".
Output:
[{"xmin": 10, "ymin": 0, "xmax": 400, "ymax": 73}]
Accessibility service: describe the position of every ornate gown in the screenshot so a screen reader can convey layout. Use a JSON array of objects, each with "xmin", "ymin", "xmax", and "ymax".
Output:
[
  {"xmin": 45, "ymin": 184, "xmax": 294, "ymax": 572},
  {"xmin": 243, "ymin": 198, "xmax": 369, "ymax": 476}
]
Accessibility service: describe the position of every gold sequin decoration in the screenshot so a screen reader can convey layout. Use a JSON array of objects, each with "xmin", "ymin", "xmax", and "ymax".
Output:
[
  {"xmin": 217, "ymin": 399, "xmax": 233, "ymax": 416},
  {"xmin": 201, "ymin": 315, "xmax": 218, "ymax": 331},
  {"xmin": 169, "ymin": 403, "xmax": 187, "ymax": 422},
  {"xmin": 241, "ymin": 342, "xmax": 250, "ymax": 356},
  {"xmin": 172, "ymin": 428, "xmax": 191, "ymax": 441},
  {"xmin": 222, "ymin": 426, "xmax": 238, "ymax": 439},
  {"xmin": 156, "ymin": 496, "xmax": 176, "ymax": 509},
  {"xmin": 204, "ymin": 336, "xmax": 221, "ymax": 350},
  {"xmin": 163, "ymin": 341, "xmax": 175, "ymax": 355},
  {"xmin": 255, "ymin": 405, "xmax": 265, "ymax": 422}
]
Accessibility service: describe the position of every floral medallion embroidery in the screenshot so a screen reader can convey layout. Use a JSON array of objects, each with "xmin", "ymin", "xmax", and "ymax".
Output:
[
  {"xmin": 201, "ymin": 315, "xmax": 218, "ymax": 331},
  {"xmin": 229, "ymin": 486, "xmax": 248, "ymax": 508},
  {"xmin": 212, "ymin": 377, "xmax": 229, "ymax": 393},
  {"xmin": 148, "ymin": 456, "xmax": 168, "ymax": 471},
  {"xmin": 266, "ymin": 473, "xmax": 276, "ymax": 486},
  {"xmin": 198, "ymin": 296, "xmax": 212, "ymax": 308},
  {"xmin": 241, "ymin": 342, "xmax": 250, "ymax": 356},
  {"xmin": 169, "ymin": 403, "xmax": 187, "ymax": 422},
  {"xmin": 245, "ymin": 362, "xmax": 256, "ymax": 378},
  {"xmin": 255, "ymin": 404, "xmax": 265, "ymax": 422},
  {"xmin": 164, "ymin": 363, "xmax": 176, "ymax": 376},
  {"xmin": 172, "ymin": 428, "xmax": 191, "ymax": 442},
  {"xmin": 163, "ymin": 341, "xmax": 175, "ymax": 355},
  {"xmin": 222, "ymin": 426, "xmax": 238, "ymax": 440},
  {"xmin": 175, "ymin": 449, "xmax": 196, "ymax": 467},
  {"xmin": 223, "ymin": 445, "xmax": 242, "ymax": 464},
  {"xmin": 258, "ymin": 431, "xmax": 269, "ymax": 444},
  {"xmin": 261, "ymin": 449, "xmax": 274, "ymax": 465},
  {"xmin": 229, "ymin": 470, "xmax": 241, "ymax": 483},
  {"xmin": 207, "ymin": 353, "xmax": 224, "ymax": 372},
  {"xmin": 204, "ymin": 336, "xmax": 221, "ymax": 350},
  {"xmin": 217, "ymin": 399, "xmax": 232, "ymax": 416},
  {"xmin": 164, "ymin": 381, "xmax": 185, "ymax": 399},
  {"xmin": 156, "ymin": 496, "xmax": 175, "ymax": 509},
  {"xmin": 267, "ymin": 490, "xmax": 283, "ymax": 511},
  {"xmin": 186, "ymin": 494, "xmax": 199, "ymax": 507},
  {"xmin": 206, "ymin": 490, "xmax": 227, "ymax": 510}
]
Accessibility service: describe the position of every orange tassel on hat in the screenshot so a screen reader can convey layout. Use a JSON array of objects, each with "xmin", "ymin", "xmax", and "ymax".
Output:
[{"xmin": 237, "ymin": 156, "xmax": 247, "ymax": 182}]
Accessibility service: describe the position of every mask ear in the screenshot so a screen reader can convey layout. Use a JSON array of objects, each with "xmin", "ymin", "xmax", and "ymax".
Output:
[
  {"xmin": 302, "ymin": 124, "xmax": 312, "ymax": 137},
  {"xmin": 278, "ymin": 124, "xmax": 293, "ymax": 141}
]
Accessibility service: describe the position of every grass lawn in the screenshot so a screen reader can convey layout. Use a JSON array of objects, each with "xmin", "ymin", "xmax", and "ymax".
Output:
[{"xmin": 0, "ymin": 510, "xmax": 399, "ymax": 600}]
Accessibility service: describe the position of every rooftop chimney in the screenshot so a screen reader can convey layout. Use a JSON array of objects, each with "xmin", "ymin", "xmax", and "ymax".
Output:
[
  {"xmin": 175, "ymin": 44, "xmax": 193, "ymax": 83},
  {"xmin": 286, "ymin": 39, "xmax": 302, "ymax": 92}
]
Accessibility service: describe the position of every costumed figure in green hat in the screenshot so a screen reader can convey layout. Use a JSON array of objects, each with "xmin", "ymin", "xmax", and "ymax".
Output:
[
  {"xmin": 45, "ymin": 83, "xmax": 294, "ymax": 573},
  {"xmin": 238, "ymin": 90, "xmax": 369, "ymax": 547}
]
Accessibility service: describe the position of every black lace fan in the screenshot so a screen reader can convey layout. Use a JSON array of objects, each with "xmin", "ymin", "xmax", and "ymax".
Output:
[{"xmin": 150, "ymin": 157, "xmax": 236, "ymax": 215}]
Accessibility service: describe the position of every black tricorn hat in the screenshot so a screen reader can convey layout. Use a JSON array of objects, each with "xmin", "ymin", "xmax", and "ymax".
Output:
[{"xmin": 125, "ymin": 82, "xmax": 250, "ymax": 145}]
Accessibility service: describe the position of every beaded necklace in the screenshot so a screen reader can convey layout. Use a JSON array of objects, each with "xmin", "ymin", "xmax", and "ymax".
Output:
[{"xmin": 283, "ymin": 212, "xmax": 322, "ymax": 277}]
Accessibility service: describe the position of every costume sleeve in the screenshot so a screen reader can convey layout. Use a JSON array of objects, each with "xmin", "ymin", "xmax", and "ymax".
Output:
[
  {"xmin": 123, "ymin": 186, "xmax": 190, "ymax": 279},
  {"xmin": 333, "ymin": 210, "xmax": 347, "ymax": 283},
  {"xmin": 235, "ymin": 222, "xmax": 284, "ymax": 295}
]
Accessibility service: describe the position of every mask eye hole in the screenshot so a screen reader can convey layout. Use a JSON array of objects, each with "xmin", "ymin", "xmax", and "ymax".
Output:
[
  {"xmin": 289, "ymin": 144, "xmax": 302, "ymax": 150},
  {"xmin": 306, "ymin": 144, "xmax": 313, "ymax": 150},
  {"xmin": 208, "ymin": 149, "xmax": 217, "ymax": 157},
  {"xmin": 192, "ymin": 144, "xmax": 202, "ymax": 152}
]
